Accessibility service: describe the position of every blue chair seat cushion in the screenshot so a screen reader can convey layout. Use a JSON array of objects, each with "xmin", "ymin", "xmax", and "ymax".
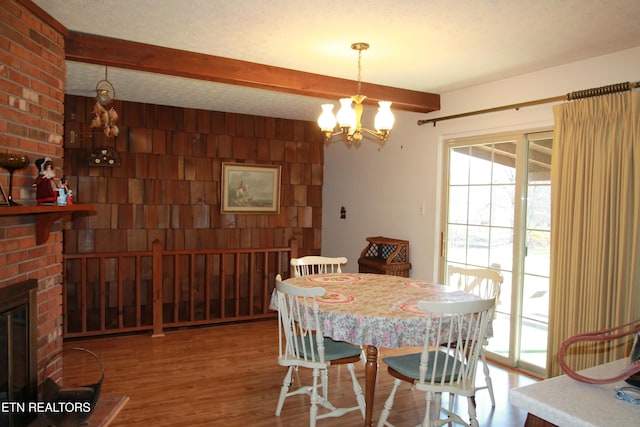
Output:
[
  {"xmin": 324, "ymin": 337, "xmax": 362, "ymax": 360},
  {"xmin": 295, "ymin": 335, "xmax": 362, "ymax": 361},
  {"xmin": 383, "ymin": 350, "xmax": 465, "ymax": 382}
]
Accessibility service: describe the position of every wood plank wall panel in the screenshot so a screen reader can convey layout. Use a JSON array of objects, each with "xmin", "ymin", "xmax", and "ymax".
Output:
[{"xmin": 63, "ymin": 95, "xmax": 323, "ymax": 256}]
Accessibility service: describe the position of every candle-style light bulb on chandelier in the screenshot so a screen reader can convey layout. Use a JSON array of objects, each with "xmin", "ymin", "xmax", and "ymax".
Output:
[{"xmin": 318, "ymin": 42, "xmax": 395, "ymax": 147}]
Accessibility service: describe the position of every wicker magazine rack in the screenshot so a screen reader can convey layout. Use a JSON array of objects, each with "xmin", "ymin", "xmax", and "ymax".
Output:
[{"xmin": 358, "ymin": 236, "xmax": 411, "ymax": 277}]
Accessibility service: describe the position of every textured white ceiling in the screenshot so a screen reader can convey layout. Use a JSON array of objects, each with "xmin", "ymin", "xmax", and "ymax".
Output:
[{"xmin": 33, "ymin": 0, "xmax": 640, "ymax": 122}]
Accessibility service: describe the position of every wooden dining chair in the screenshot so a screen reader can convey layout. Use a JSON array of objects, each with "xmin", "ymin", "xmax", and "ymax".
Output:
[
  {"xmin": 448, "ymin": 265, "xmax": 503, "ymax": 301},
  {"xmin": 273, "ymin": 275, "xmax": 365, "ymax": 426},
  {"xmin": 377, "ymin": 298, "xmax": 496, "ymax": 427},
  {"xmin": 290, "ymin": 256, "xmax": 367, "ymax": 366},
  {"xmin": 290, "ymin": 256, "xmax": 347, "ymax": 277},
  {"xmin": 447, "ymin": 265, "xmax": 503, "ymax": 406}
]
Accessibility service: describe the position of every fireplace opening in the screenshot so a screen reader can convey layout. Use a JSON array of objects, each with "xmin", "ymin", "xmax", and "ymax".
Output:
[{"xmin": 0, "ymin": 279, "xmax": 37, "ymax": 427}]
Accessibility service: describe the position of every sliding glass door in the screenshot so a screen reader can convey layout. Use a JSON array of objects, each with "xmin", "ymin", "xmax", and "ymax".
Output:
[
  {"xmin": 440, "ymin": 130, "xmax": 552, "ymax": 376},
  {"xmin": 519, "ymin": 132, "xmax": 552, "ymax": 370}
]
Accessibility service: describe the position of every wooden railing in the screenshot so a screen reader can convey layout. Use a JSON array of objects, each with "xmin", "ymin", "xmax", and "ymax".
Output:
[{"xmin": 63, "ymin": 239, "xmax": 298, "ymax": 338}]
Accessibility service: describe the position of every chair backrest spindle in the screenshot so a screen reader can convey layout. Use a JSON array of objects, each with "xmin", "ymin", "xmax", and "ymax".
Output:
[
  {"xmin": 416, "ymin": 298, "xmax": 495, "ymax": 390},
  {"xmin": 275, "ymin": 275, "xmax": 327, "ymax": 364},
  {"xmin": 291, "ymin": 256, "xmax": 347, "ymax": 277},
  {"xmin": 447, "ymin": 265, "xmax": 503, "ymax": 299}
]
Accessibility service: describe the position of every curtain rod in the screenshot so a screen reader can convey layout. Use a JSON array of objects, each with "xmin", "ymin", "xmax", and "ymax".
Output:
[{"xmin": 417, "ymin": 80, "xmax": 640, "ymax": 126}]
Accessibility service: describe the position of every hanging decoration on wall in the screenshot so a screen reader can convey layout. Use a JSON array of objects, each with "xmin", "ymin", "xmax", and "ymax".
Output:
[
  {"xmin": 89, "ymin": 66, "xmax": 119, "ymax": 139},
  {"xmin": 89, "ymin": 146, "xmax": 120, "ymax": 167}
]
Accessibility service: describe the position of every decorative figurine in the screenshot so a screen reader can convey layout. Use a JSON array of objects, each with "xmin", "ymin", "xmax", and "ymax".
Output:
[
  {"xmin": 57, "ymin": 177, "xmax": 72, "ymax": 206},
  {"xmin": 63, "ymin": 177, "xmax": 73, "ymax": 205},
  {"xmin": 33, "ymin": 157, "xmax": 58, "ymax": 204}
]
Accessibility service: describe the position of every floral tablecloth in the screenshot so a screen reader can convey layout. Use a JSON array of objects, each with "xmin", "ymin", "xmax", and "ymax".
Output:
[{"xmin": 272, "ymin": 273, "xmax": 482, "ymax": 348}]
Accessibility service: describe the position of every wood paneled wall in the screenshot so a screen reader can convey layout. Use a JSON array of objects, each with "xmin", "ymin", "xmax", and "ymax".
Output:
[{"xmin": 63, "ymin": 95, "xmax": 324, "ymax": 255}]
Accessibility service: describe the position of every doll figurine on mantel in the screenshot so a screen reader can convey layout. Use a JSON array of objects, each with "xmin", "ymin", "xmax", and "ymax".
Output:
[
  {"xmin": 57, "ymin": 177, "xmax": 73, "ymax": 206},
  {"xmin": 32, "ymin": 157, "xmax": 58, "ymax": 204}
]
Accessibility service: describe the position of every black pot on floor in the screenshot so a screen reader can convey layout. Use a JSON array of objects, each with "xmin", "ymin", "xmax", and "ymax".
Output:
[{"xmin": 41, "ymin": 347, "xmax": 104, "ymax": 427}]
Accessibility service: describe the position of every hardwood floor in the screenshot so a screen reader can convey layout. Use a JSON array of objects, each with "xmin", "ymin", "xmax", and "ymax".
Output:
[{"xmin": 61, "ymin": 320, "xmax": 538, "ymax": 426}]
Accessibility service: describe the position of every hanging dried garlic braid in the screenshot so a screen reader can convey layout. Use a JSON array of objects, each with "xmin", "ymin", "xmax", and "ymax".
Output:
[{"xmin": 89, "ymin": 101, "xmax": 119, "ymax": 138}]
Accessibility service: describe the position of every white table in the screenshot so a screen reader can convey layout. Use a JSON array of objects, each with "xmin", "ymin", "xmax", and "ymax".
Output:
[{"xmin": 510, "ymin": 359, "xmax": 638, "ymax": 426}]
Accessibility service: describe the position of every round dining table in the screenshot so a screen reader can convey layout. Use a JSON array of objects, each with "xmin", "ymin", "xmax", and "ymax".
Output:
[{"xmin": 280, "ymin": 272, "xmax": 483, "ymax": 427}]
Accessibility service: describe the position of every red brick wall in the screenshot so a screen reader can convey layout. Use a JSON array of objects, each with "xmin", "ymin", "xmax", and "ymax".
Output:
[
  {"xmin": 0, "ymin": 0, "xmax": 66, "ymax": 383},
  {"xmin": 63, "ymin": 96, "xmax": 324, "ymax": 255}
]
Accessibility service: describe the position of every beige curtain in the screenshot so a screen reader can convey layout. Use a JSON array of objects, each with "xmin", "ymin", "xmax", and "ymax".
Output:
[{"xmin": 547, "ymin": 91, "xmax": 640, "ymax": 378}]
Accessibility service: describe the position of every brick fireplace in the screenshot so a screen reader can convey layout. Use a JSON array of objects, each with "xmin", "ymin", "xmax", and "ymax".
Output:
[{"xmin": 0, "ymin": 0, "xmax": 68, "ymax": 406}]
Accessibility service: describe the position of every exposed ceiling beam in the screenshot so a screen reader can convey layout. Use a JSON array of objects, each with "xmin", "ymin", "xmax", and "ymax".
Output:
[{"xmin": 65, "ymin": 31, "xmax": 440, "ymax": 114}]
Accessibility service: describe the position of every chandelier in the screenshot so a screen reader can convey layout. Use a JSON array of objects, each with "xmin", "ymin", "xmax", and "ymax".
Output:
[{"xmin": 318, "ymin": 42, "xmax": 395, "ymax": 147}]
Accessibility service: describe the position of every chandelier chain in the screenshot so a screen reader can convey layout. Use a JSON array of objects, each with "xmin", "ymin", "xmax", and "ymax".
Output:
[{"xmin": 356, "ymin": 49, "xmax": 362, "ymax": 96}]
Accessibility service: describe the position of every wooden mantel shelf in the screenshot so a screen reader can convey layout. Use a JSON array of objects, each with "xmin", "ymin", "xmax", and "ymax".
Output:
[{"xmin": 0, "ymin": 204, "xmax": 96, "ymax": 244}]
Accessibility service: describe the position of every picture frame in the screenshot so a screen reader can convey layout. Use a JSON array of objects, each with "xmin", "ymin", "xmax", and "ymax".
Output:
[
  {"xmin": 221, "ymin": 163, "xmax": 281, "ymax": 214},
  {"xmin": 0, "ymin": 184, "xmax": 9, "ymax": 206}
]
